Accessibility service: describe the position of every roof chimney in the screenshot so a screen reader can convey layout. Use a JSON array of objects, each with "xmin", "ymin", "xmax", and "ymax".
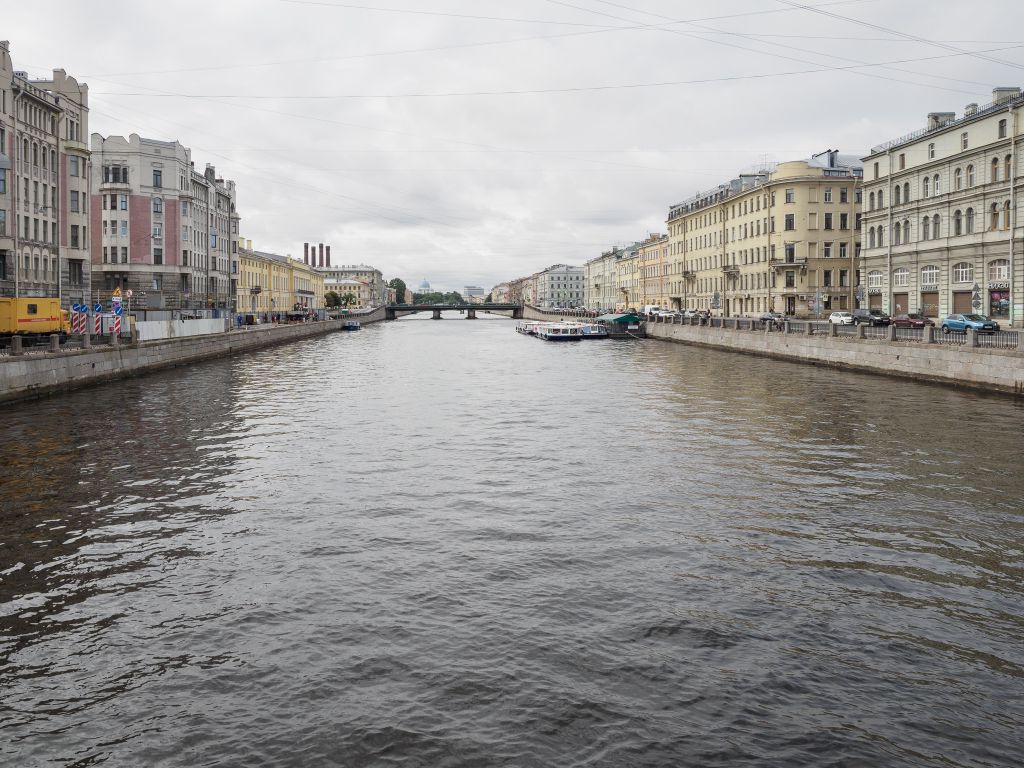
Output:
[
  {"xmin": 319, "ymin": 243, "xmax": 324, "ymax": 268},
  {"xmin": 992, "ymin": 87, "xmax": 1022, "ymax": 104},
  {"xmin": 326, "ymin": 246, "xmax": 331, "ymax": 267},
  {"xmin": 303, "ymin": 242, "xmax": 309, "ymax": 265}
]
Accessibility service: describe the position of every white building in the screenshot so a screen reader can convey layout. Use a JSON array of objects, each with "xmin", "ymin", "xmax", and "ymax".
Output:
[
  {"xmin": 316, "ymin": 261, "xmax": 386, "ymax": 306},
  {"xmin": 861, "ymin": 87, "xmax": 1023, "ymax": 325},
  {"xmin": 536, "ymin": 263, "xmax": 584, "ymax": 308}
]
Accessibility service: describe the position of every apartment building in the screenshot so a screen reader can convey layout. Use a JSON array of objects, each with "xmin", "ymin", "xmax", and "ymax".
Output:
[
  {"xmin": 638, "ymin": 233, "xmax": 669, "ymax": 310},
  {"xmin": 312, "ymin": 247, "xmax": 386, "ymax": 307},
  {"xmin": 666, "ymin": 150, "xmax": 863, "ymax": 318},
  {"xmin": 861, "ymin": 87, "xmax": 1023, "ymax": 325},
  {"xmin": 584, "ymin": 243, "xmax": 640, "ymax": 311},
  {"xmin": 536, "ymin": 264, "xmax": 584, "ymax": 308},
  {"xmin": 0, "ymin": 42, "xmax": 91, "ymax": 309},
  {"xmin": 90, "ymin": 133, "xmax": 239, "ymax": 312}
]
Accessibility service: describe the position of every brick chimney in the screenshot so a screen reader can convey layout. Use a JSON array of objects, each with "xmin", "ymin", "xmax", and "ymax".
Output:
[
  {"xmin": 304, "ymin": 242, "xmax": 309, "ymax": 265},
  {"xmin": 318, "ymin": 243, "xmax": 324, "ymax": 268},
  {"xmin": 326, "ymin": 246, "xmax": 331, "ymax": 267}
]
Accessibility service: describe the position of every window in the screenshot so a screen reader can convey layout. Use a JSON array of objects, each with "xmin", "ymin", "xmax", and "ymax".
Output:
[
  {"xmin": 990, "ymin": 203, "xmax": 1000, "ymax": 230},
  {"xmin": 878, "ymin": 225, "xmax": 884, "ymax": 246},
  {"xmin": 903, "ymin": 182, "xmax": 910, "ymax": 202},
  {"xmin": 928, "ymin": 143, "xmax": 935, "ymax": 159},
  {"xmin": 120, "ymin": 194, "xmax": 128, "ymax": 211},
  {"xmin": 1004, "ymin": 200, "xmax": 1011, "ymax": 230},
  {"xmin": 121, "ymin": 220, "xmax": 128, "ymax": 236},
  {"xmin": 961, "ymin": 132, "xmax": 968, "ymax": 150},
  {"xmin": 154, "ymin": 248, "xmax": 163, "ymax": 265},
  {"xmin": 153, "ymin": 197, "xmax": 163, "ymax": 214},
  {"xmin": 869, "ymin": 191, "xmax": 875, "ymax": 211},
  {"xmin": 0, "ymin": 169, "xmax": 5, "ymax": 195},
  {"xmin": 784, "ymin": 214, "xmax": 795, "ymax": 230},
  {"xmin": 840, "ymin": 187, "xmax": 849, "ymax": 203},
  {"xmin": 121, "ymin": 247, "xmax": 129, "ymax": 263},
  {"xmin": 785, "ymin": 271, "xmax": 795, "ymax": 288},
  {"xmin": 989, "ymin": 259, "xmax": 1010, "ymax": 281},
  {"xmin": 869, "ymin": 227, "xmax": 876, "ymax": 248},
  {"xmin": 954, "ymin": 168, "xmax": 962, "ymax": 190},
  {"xmin": 992, "ymin": 157, "xmax": 1000, "ymax": 182},
  {"xmin": 823, "ymin": 270, "xmax": 833, "ymax": 287},
  {"xmin": 868, "ymin": 270, "xmax": 883, "ymax": 287},
  {"xmin": 70, "ymin": 190, "xmax": 80, "ymax": 213},
  {"xmin": 785, "ymin": 189, "xmax": 795, "ymax": 203},
  {"xmin": 893, "ymin": 222, "xmax": 902, "ymax": 245},
  {"xmin": 70, "ymin": 224, "xmax": 80, "ymax": 248},
  {"xmin": 153, "ymin": 223, "xmax": 163, "ymax": 239},
  {"xmin": 1005, "ymin": 155, "xmax": 1012, "ymax": 181},
  {"xmin": 922, "ymin": 176, "xmax": 930, "ymax": 197},
  {"xmin": 785, "ymin": 243, "xmax": 795, "ymax": 261},
  {"xmin": 153, "ymin": 169, "xmax": 162, "ymax": 188},
  {"xmin": 999, "ymin": 119, "xmax": 1007, "ymax": 139},
  {"xmin": 894, "ymin": 186, "xmax": 902, "ymax": 205},
  {"xmin": 898, "ymin": 155, "xmax": 905, "ymax": 170},
  {"xmin": 69, "ymin": 260, "xmax": 83, "ymax": 286},
  {"xmin": 823, "ymin": 241, "xmax": 833, "ymax": 258},
  {"xmin": 921, "ymin": 265, "xmax": 939, "ymax": 285},
  {"xmin": 966, "ymin": 165, "xmax": 975, "ymax": 187},
  {"xmin": 966, "ymin": 207, "xmax": 975, "ymax": 233},
  {"xmin": 932, "ymin": 214, "xmax": 940, "ymax": 238},
  {"xmin": 69, "ymin": 156, "xmax": 79, "ymax": 177},
  {"xmin": 933, "ymin": 174, "xmax": 941, "ymax": 194},
  {"xmin": 954, "ymin": 210, "xmax": 963, "ymax": 236},
  {"xmin": 893, "ymin": 267, "xmax": 909, "ymax": 287},
  {"xmin": 878, "ymin": 190, "xmax": 884, "ymax": 208},
  {"xmin": 840, "ymin": 213, "xmax": 849, "ymax": 230},
  {"xmin": 952, "ymin": 262, "xmax": 973, "ymax": 283},
  {"xmin": 874, "ymin": 161, "xmax": 880, "ymax": 179},
  {"xmin": 824, "ymin": 187, "xmax": 833, "ymax": 202}
]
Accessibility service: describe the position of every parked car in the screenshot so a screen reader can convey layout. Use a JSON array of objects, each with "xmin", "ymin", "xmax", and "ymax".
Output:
[
  {"xmin": 941, "ymin": 313, "xmax": 1000, "ymax": 334},
  {"xmin": 759, "ymin": 311, "xmax": 784, "ymax": 328},
  {"xmin": 852, "ymin": 308, "xmax": 891, "ymax": 326},
  {"xmin": 828, "ymin": 311, "xmax": 855, "ymax": 325},
  {"xmin": 683, "ymin": 309, "xmax": 700, "ymax": 318},
  {"xmin": 891, "ymin": 313, "xmax": 935, "ymax": 328}
]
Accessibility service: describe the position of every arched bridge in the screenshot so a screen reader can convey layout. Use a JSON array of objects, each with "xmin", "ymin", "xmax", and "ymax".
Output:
[{"xmin": 385, "ymin": 303, "xmax": 523, "ymax": 320}]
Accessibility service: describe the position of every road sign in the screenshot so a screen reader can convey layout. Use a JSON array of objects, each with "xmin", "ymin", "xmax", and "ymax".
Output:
[
  {"xmin": 126, "ymin": 289, "xmax": 133, "ymax": 298},
  {"xmin": 72, "ymin": 303, "xmax": 81, "ymax": 313},
  {"xmin": 114, "ymin": 305, "xmax": 123, "ymax": 316},
  {"xmin": 94, "ymin": 303, "xmax": 103, "ymax": 313}
]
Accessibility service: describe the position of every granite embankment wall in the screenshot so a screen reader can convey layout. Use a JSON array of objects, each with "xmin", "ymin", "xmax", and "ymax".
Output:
[
  {"xmin": 523, "ymin": 306, "xmax": 1024, "ymax": 395},
  {"xmin": 644, "ymin": 320, "xmax": 1024, "ymax": 396},
  {"xmin": 0, "ymin": 307, "xmax": 386, "ymax": 404}
]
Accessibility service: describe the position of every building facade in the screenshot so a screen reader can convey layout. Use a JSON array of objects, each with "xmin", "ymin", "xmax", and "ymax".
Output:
[
  {"xmin": 638, "ymin": 233, "xmax": 669, "ymax": 310},
  {"xmin": 861, "ymin": 88, "xmax": 1023, "ymax": 325},
  {"xmin": 316, "ymin": 260, "xmax": 386, "ymax": 307},
  {"xmin": 0, "ymin": 42, "xmax": 91, "ymax": 310},
  {"xmin": 536, "ymin": 264, "xmax": 584, "ymax": 308},
  {"xmin": 89, "ymin": 133, "xmax": 239, "ymax": 312}
]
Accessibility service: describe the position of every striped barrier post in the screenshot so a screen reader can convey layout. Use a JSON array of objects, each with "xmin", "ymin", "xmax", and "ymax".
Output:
[
  {"xmin": 94, "ymin": 313, "xmax": 102, "ymax": 335},
  {"xmin": 113, "ymin": 316, "xmax": 122, "ymax": 335}
]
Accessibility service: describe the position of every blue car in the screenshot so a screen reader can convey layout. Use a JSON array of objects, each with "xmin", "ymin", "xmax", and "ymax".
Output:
[{"xmin": 941, "ymin": 313, "xmax": 1000, "ymax": 334}]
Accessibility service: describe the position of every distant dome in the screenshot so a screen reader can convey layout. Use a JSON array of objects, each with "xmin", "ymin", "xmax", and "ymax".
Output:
[{"xmin": 418, "ymin": 278, "xmax": 431, "ymax": 291}]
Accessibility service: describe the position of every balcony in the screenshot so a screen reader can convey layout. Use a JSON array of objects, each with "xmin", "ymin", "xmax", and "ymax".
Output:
[
  {"xmin": 681, "ymin": 270, "xmax": 695, "ymax": 279},
  {"xmin": 770, "ymin": 257, "xmax": 809, "ymax": 270},
  {"xmin": 721, "ymin": 264, "xmax": 739, "ymax": 276}
]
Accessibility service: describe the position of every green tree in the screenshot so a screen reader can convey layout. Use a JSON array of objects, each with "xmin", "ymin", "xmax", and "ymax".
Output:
[
  {"xmin": 484, "ymin": 294, "xmax": 493, "ymax": 304},
  {"xmin": 413, "ymin": 291, "xmax": 445, "ymax": 304},
  {"xmin": 443, "ymin": 291, "xmax": 464, "ymax": 304},
  {"xmin": 340, "ymin": 293, "xmax": 357, "ymax": 307},
  {"xmin": 388, "ymin": 277, "xmax": 408, "ymax": 304},
  {"xmin": 325, "ymin": 291, "xmax": 341, "ymax": 308}
]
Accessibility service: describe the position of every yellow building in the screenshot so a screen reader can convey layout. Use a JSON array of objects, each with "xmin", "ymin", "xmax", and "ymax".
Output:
[
  {"xmin": 325, "ymin": 278, "xmax": 371, "ymax": 309},
  {"xmin": 235, "ymin": 240, "xmax": 324, "ymax": 318},
  {"xmin": 666, "ymin": 150, "xmax": 863, "ymax": 318},
  {"xmin": 638, "ymin": 233, "xmax": 669, "ymax": 309}
]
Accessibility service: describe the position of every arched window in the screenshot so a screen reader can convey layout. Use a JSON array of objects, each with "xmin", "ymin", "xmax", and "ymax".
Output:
[
  {"xmin": 894, "ymin": 185, "xmax": 902, "ymax": 205},
  {"xmin": 32, "ymin": 142, "xmax": 38, "ymax": 166},
  {"xmin": 868, "ymin": 270, "xmax": 884, "ymax": 288},
  {"xmin": 921, "ymin": 265, "xmax": 939, "ymax": 285},
  {"xmin": 1005, "ymin": 155, "xmax": 1012, "ymax": 181},
  {"xmin": 878, "ymin": 225, "xmax": 885, "ymax": 246},
  {"xmin": 966, "ymin": 165, "xmax": 975, "ymax": 187},
  {"xmin": 922, "ymin": 216, "xmax": 931, "ymax": 240},
  {"xmin": 878, "ymin": 190, "xmax": 885, "ymax": 208},
  {"xmin": 894, "ymin": 221, "xmax": 902, "ymax": 244},
  {"xmin": 893, "ymin": 267, "xmax": 909, "ymax": 287},
  {"xmin": 923, "ymin": 176, "xmax": 930, "ymax": 197},
  {"xmin": 966, "ymin": 208, "xmax": 975, "ymax": 233},
  {"xmin": 954, "ymin": 168, "xmax": 962, "ymax": 190},
  {"xmin": 152, "ymin": 197, "xmax": 163, "ymax": 214},
  {"xmin": 903, "ymin": 182, "xmax": 910, "ymax": 202},
  {"xmin": 954, "ymin": 210, "xmax": 963, "ymax": 236},
  {"xmin": 991, "ymin": 203, "xmax": 1000, "ymax": 230},
  {"xmin": 988, "ymin": 259, "xmax": 1010, "ymax": 281},
  {"xmin": 869, "ymin": 226, "xmax": 876, "ymax": 249},
  {"xmin": 1004, "ymin": 200, "xmax": 1011, "ymax": 229},
  {"xmin": 952, "ymin": 262, "xmax": 973, "ymax": 283},
  {"xmin": 904, "ymin": 219, "xmax": 910, "ymax": 241},
  {"xmin": 933, "ymin": 174, "xmax": 941, "ymax": 194},
  {"xmin": 869, "ymin": 191, "xmax": 875, "ymax": 211},
  {"xmin": 992, "ymin": 157, "xmax": 1000, "ymax": 182},
  {"xmin": 932, "ymin": 214, "xmax": 941, "ymax": 238},
  {"xmin": 51, "ymin": 150, "xmax": 56, "ymax": 170},
  {"xmin": 41, "ymin": 150, "xmax": 47, "ymax": 171}
]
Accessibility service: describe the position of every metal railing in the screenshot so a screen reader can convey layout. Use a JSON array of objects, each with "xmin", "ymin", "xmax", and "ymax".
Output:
[
  {"xmin": 978, "ymin": 330, "xmax": 1019, "ymax": 349},
  {"xmin": 894, "ymin": 327, "xmax": 925, "ymax": 342}
]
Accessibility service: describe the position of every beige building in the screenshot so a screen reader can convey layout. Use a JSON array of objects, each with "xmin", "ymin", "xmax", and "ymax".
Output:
[
  {"xmin": 861, "ymin": 87, "xmax": 1023, "ymax": 325},
  {"xmin": 325, "ymin": 277, "xmax": 370, "ymax": 308},
  {"xmin": 584, "ymin": 243, "xmax": 640, "ymax": 312},
  {"xmin": 638, "ymin": 233, "xmax": 669, "ymax": 310},
  {"xmin": 666, "ymin": 150, "xmax": 863, "ymax": 318},
  {"xmin": 0, "ymin": 42, "xmax": 91, "ymax": 310},
  {"xmin": 235, "ymin": 242, "xmax": 323, "ymax": 317}
]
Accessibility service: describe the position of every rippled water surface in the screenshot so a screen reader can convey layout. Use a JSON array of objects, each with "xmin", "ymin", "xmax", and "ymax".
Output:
[{"xmin": 1, "ymin": 314, "xmax": 1022, "ymax": 767}]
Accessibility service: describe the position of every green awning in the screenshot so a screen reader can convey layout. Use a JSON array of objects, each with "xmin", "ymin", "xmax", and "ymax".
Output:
[{"xmin": 596, "ymin": 313, "xmax": 640, "ymax": 323}]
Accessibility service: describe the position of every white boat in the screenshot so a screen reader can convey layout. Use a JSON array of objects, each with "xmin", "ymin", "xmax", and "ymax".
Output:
[
  {"xmin": 575, "ymin": 322, "xmax": 608, "ymax": 338},
  {"xmin": 535, "ymin": 322, "xmax": 583, "ymax": 341},
  {"xmin": 516, "ymin": 320, "xmax": 543, "ymax": 335}
]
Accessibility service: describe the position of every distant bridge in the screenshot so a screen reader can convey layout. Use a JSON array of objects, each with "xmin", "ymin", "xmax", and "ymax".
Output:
[{"xmin": 385, "ymin": 303, "xmax": 523, "ymax": 320}]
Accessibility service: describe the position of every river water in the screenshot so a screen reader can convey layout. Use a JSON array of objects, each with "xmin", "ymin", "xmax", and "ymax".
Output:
[{"xmin": 1, "ymin": 314, "xmax": 1022, "ymax": 767}]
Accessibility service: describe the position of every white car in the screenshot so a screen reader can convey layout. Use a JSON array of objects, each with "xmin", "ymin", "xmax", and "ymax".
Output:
[{"xmin": 828, "ymin": 311, "xmax": 854, "ymax": 325}]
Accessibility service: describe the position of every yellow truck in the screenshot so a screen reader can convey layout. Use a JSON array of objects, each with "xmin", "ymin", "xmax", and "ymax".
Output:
[{"xmin": 0, "ymin": 298, "xmax": 70, "ymax": 339}]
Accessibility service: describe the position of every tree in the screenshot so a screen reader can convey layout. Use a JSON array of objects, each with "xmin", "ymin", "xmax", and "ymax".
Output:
[
  {"xmin": 484, "ymin": 294, "xmax": 493, "ymax": 304},
  {"xmin": 388, "ymin": 277, "xmax": 408, "ymax": 304},
  {"xmin": 340, "ymin": 293, "xmax": 357, "ymax": 307},
  {"xmin": 443, "ymin": 291, "xmax": 464, "ymax": 304},
  {"xmin": 413, "ymin": 291, "xmax": 445, "ymax": 304},
  {"xmin": 325, "ymin": 291, "xmax": 341, "ymax": 308}
]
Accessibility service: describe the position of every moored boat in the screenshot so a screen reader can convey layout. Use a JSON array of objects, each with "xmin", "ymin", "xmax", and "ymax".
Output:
[
  {"xmin": 535, "ymin": 322, "xmax": 583, "ymax": 341},
  {"xmin": 342, "ymin": 320, "xmax": 361, "ymax": 331}
]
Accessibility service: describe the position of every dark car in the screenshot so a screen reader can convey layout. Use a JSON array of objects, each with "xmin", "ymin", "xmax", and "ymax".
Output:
[
  {"xmin": 891, "ymin": 313, "xmax": 935, "ymax": 328},
  {"xmin": 853, "ymin": 308, "xmax": 891, "ymax": 326},
  {"xmin": 759, "ymin": 312, "xmax": 785, "ymax": 328}
]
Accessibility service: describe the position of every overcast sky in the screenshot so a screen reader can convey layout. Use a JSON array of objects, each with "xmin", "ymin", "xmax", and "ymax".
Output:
[{"xmin": 7, "ymin": 0, "xmax": 1024, "ymax": 291}]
